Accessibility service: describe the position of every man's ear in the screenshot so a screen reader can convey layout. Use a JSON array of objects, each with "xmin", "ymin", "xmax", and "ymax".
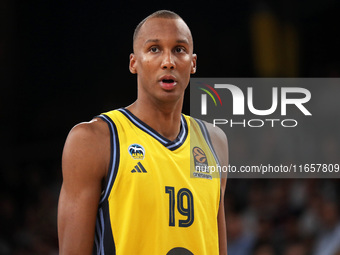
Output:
[
  {"xmin": 129, "ymin": 53, "xmax": 137, "ymax": 74},
  {"xmin": 191, "ymin": 53, "xmax": 197, "ymax": 74}
]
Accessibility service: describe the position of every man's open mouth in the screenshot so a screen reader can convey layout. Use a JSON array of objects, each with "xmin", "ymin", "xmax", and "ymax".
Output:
[{"xmin": 162, "ymin": 79, "xmax": 175, "ymax": 83}]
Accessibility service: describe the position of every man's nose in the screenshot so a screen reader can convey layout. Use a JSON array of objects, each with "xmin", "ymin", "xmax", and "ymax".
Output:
[{"xmin": 161, "ymin": 51, "xmax": 176, "ymax": 70}]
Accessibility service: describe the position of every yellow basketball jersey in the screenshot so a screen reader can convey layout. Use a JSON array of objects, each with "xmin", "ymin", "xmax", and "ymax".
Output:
[{"xmin": 93, "ymin": 108, "xmax": 221, "ymax": 255}]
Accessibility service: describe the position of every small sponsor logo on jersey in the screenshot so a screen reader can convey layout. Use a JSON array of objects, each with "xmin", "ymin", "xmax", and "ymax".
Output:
[
  {"xmin": 192, "ymin": 147, "xmax": 212, "ymax": 179},
  {"xmin": 128, "ymin": 144, "xmax": 145, "ymax": 160},
  {"xmin": 193, "ymin": 146, "xmax": 209, "ymax": 171},
  {"xmin": 131, "ymin": 162, "xmax": 147, "ymax": 173}
]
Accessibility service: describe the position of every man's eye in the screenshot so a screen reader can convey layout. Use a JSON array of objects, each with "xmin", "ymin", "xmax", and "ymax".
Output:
[
  {"xmin": 150, "ymin": 47, "xmax": 159, "ymax": 53},
  {"xmin": 175, "ymin": 47, "xmax": 185, "ymax": 53}
]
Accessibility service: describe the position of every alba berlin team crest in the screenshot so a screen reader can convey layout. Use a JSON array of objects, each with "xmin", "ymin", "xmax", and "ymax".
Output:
[
  {"xmin": 192, "ymin": 146, "xmax": 212, "ymax": 179},
  {"xmin": 128, "ymin": 144, "xmax": 145, "ymax": 160}
]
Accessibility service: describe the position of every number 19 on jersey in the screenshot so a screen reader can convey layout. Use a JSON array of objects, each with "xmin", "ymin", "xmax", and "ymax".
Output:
[{"xmin": 165, "ymin": 186, "xmax": 194, "ymax": 227}]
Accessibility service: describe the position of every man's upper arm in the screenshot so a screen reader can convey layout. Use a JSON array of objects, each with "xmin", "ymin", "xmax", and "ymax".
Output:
[
  {"xmin": 58, "ymin": 119, "xmax": 109, "ymax": 254},
  {"xmin": 206, "ymin": 122, "xmax": 228, "ymax": 189},
  {"xmin": 205, "ymin": 122, "xmax": 228, "ymax": 255}
]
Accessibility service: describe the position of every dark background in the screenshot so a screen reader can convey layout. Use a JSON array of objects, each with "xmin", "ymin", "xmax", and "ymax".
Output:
[{"xmin": 1, "ymin": 0, "xmax": 339, "ymax": 254}]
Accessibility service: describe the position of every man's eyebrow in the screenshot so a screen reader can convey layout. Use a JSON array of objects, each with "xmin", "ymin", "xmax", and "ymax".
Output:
[
  {"xmin": 176, "ymin": 39, "xmax": 189, "ymax": 44},
  {"xmin": 144, "ymin": 39, "xmax": 190, "ymax": 45},
  {"xmin": 144, "ymin": 39, "xmax": 160, "ymax": 45}
]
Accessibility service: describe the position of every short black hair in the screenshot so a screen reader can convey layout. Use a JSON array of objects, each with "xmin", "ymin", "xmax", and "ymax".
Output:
[{"xmin": 133, "ymin": 10, "xmax": 183, "ymax": 48}]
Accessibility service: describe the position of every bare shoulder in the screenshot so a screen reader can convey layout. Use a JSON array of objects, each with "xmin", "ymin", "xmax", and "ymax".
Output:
[
  {"xmin": 201, "ymin": 121, "xmax": 228, "ymax": 186},
  {"xmin": 67, "ymin": 117, "xmax": 109, "ymax": 143},
  {"xmin": 202, "ymin": 121, "xmax": 228, "ymax": 156},
  {"xmin": 68, "ymin": 117, "xmax": 109, "ymax": 139},
  {"xmin": 62, "ymin": 117, "xmax": 111, "ymax": 181},
  {"xmin": 64, "ymin": 117, "xmax": 110, "ymax": 156}
]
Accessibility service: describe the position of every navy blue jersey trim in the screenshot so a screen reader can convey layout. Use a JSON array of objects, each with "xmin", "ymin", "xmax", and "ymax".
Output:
[
  {"xmin": 94, "ymin": 211, "xmax": 101, "ymax": 254},
  {"xmin": 194, "ymin": 119, "xmax": 221, "ymax": 167},
  {"xmin": 97, "ymin": 115, "xmax": 120, "ymax": 204},
  {"xmin": 118, "ymin": 108, "xmax": 188, "ymax": 151},
  {"xmin": 94, "ymin": 208, "xmax": 105, "ymax": 255},
  {"xmin": 102, "ymin": 200, "xmax": 116, "ymax": 254},
  {"xmin": 93, "ymin": 204, "xmax": 116, "ymax": 255},
  {"xmin": 195, "ymin": 118, "xmax": 223, "ymax": 205},
  {"xmin": 167, "ymin": 116, "xmax": 188, "ymax": 151},
  {"xmin": 93, "ymin": 115, "xmax": 119, "ymax": 255}
]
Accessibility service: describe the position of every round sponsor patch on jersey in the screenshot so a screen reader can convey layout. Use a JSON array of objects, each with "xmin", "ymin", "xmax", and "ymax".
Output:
[
  {"xmin": 192, "ymin": 146, "xmax": 210, "ymax": 175},
  {"xmin": 128, "ymin": 144, "xmax": 145, "ymax": 160},
  {"xmin": 193, "ymin": 146, "xmax": 207, "ymax": 164}
]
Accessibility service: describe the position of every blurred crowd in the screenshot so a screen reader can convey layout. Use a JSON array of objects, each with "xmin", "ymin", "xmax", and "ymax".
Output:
[
  {"xmin": 226, "ymin": 178, "xmax": 340, "ymax": 255},
  {"xmin": 0, "ymin": 164, "xmax": 60, "ymax": 255}
]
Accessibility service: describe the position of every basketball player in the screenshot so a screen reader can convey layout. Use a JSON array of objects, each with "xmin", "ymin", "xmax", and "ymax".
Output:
[{"xmin": 58, "ymin": 10, "xmax": 228, "ymax": 255}]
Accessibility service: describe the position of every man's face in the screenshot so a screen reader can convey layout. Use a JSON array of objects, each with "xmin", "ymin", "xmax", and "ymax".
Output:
[{"xmin": 130, "ymin": 18, "xmax": 197, "ymax": 104}]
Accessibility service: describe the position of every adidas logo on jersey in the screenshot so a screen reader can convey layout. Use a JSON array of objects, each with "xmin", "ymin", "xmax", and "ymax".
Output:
[{"xmin": 131, "ymin": 162, "xmax": 147, "ymax": 173}]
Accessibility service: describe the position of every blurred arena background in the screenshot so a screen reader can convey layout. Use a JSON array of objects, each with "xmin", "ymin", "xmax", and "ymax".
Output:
[{"xmin": 1, "ymin": 0, "xmax": 339, "ymax": 254}]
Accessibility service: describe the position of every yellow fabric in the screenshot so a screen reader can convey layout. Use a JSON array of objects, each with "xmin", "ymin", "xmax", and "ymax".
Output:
[{"xmin": 102, "ymin": 109, "xmax": 220, "ymax": 255}]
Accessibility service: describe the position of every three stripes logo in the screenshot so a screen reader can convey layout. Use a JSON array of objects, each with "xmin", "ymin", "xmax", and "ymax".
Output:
[
  {"xmin": 198, "ymin": 83, "xmax": 222, "ymax": 115},
  {"xmin": 131, "ymin": 162, "xmax": 147, "ymax": 173}
]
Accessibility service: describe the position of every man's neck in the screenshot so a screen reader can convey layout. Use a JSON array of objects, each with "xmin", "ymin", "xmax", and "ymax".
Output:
[{"xmin": 126, "ymin": 99, "xmax": 183, "ymax": 141}]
